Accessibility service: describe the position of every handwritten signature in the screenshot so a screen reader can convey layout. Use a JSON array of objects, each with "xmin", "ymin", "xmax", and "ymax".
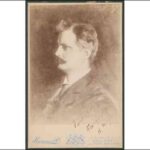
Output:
[
  {"xmin": 73, "ymin": 120, "xmax": 107, "ymax": 135},
  {"xmin": 66, "ymin": 134, "xmax": 85, "ymax": 145}
]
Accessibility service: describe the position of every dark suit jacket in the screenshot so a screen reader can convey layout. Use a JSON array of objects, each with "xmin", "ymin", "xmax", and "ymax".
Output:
[{"xmin": 41, "ymin": 70, "xmax": 120, "ymax": 124}]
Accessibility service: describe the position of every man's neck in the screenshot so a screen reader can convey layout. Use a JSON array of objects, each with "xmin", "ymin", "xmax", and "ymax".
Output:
[{"xmin": 64, "ymin": 67, "xmax": 91, "ymax": 85}]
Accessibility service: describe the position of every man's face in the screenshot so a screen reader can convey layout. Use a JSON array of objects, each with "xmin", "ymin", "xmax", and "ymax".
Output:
[{"xmin": 55, "ymin": 29, "xmax": 88, "ymax": 73}]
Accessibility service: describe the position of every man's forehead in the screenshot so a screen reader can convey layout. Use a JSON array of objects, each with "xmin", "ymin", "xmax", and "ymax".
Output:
[{"xmin": 58, "ymin": 29, "xmax": 77, "ymax": 45}]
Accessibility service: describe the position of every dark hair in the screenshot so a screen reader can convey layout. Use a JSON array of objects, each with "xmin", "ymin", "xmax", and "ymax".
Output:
[{"xmin": 56, "ymin": 19, "xmax": 99, "ymax": 63}]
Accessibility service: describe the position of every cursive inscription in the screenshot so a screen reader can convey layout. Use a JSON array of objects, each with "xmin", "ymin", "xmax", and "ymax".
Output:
[
  {"xmin": 32, "ymin": 136, "xmax": 60, "ymax": 145},
  {"xmin": 72, "ymin": 120, "xmax": 108, "ymax": 135}
]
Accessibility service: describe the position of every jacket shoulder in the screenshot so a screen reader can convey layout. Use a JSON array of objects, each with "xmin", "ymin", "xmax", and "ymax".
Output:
[{"xmin": 82, "ymin": 80, "xmax": 120, "ymax": 123}]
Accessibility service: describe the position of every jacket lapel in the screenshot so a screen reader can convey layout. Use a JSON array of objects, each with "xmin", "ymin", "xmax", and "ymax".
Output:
[{"xmin": 59, "ymin": 71, "xmax": 94, "ymax": 106}]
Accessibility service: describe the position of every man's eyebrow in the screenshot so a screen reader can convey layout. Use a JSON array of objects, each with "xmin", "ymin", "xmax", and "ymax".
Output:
[{"xmin": 59, "ymin": 43, "xmax": 72, "ymax": 48}]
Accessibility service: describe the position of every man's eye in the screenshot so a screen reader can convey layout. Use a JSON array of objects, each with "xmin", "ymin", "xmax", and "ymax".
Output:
[{"xmin": 62, "ymin": 45, "xmax": 68, "ymax": 50}]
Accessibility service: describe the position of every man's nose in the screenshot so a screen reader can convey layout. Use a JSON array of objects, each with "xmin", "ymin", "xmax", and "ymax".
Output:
[{"xmin": 55, "ymin": 46, "xmax": 62, "ymax": 57}]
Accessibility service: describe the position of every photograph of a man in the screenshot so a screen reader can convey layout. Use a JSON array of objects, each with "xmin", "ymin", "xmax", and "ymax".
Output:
[
  {"xmin": 28, "ymin": 3, "xmax": 123, "ymax": 148},
  {"xmin": 42, "ymin": 20, "xmax": 119, "ymax": 124}
]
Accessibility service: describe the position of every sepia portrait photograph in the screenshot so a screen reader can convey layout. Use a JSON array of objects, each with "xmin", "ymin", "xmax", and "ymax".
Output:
[{"xmin": 27, "ymin": 1, "xmax": 123, "ymax": 149}]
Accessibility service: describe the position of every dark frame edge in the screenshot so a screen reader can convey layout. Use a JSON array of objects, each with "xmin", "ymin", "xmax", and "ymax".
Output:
[
  {"xmin": 26, "ymin": 0, "xmax": 28, "ymax": 149},
  {"xmin": 27, "ymin": 0, "xmax": 123, "ymax": 3},
  {"xmin": 122, "ymin": 1, "xmax": 125, "ymax": 150}
]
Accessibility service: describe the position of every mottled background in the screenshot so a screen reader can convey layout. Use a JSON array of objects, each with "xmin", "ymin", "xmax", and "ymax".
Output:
[{"xmin": 28, "ymin": 3, "xmax": 122, "ymax": 112}]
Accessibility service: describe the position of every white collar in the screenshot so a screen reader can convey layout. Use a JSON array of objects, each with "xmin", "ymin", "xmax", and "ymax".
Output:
[{"xmin": 63, "ymin": 68, "xmax": 91, "ymax": 85}]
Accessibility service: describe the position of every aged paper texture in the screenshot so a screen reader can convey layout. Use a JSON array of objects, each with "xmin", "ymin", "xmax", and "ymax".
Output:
[{"xmin": 28, "ymin": 2, "xmax": 123, "ymax": 148}]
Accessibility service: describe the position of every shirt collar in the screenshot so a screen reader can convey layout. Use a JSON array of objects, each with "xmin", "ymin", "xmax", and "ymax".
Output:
[{"xmin": 63, "ymin": 68, "xmax": 91, "ymax": 85}]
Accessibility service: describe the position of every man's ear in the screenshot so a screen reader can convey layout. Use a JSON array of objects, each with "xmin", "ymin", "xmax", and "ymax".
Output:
[
  {"xmin": 84, "ymin": 42, "xmax": 93, "ymax": 58},
  {"xmin": 85, "ymin": 48, "xmax": 92, "ymax": 58},
  {"xmin": 78, "ymin": 40, "xmax": 93, "ymax": 58}
]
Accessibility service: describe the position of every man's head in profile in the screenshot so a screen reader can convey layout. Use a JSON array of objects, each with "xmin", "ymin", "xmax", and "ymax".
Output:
[{"xmin": 55, "ymin": 20, "xmax": 99, "ymax": 76}]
